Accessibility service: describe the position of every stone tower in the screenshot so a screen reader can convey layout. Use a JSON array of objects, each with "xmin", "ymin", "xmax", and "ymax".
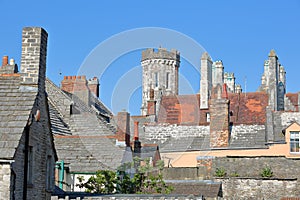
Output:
[
  {"xmin": 141, "ymin": 48, "xmax": 180, "ymax": 116},
  {"xmin": 200, "ymin": 52, "xmax": 212, "ymax": 109},
  {"xmin": 259, "ymin": 50, "xmax": 286, "ymax": 111}
]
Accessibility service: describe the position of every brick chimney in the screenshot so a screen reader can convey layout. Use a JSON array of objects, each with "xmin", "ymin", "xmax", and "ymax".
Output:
[
  {"xmin": 209, "ymin": 84, "xmax": 230, "ymax": 148},
  {"xmin": 61, "ymin": 75, "xmax": 90, "ymax": 106},
  {"xmin": 20, "ymin": 27, "xmax": 48, "ymax": 91},
  {"xmin": 115, "ymin": 111, "xmax": 130, "ymax": 146},
  {"xmin": 147, "ymin": 88, "xmax": 156, "ymax": 116},
  {"xmin": 87, "ymin": 77, "xmax": 99, "ymax": 97},
  {"xmin": 133, "ymin": 121, "xmax": 141, "ymax": 157}
]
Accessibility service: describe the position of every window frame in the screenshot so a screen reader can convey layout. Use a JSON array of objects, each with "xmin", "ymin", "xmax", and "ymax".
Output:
[{"xmin": 290, "ymin": 131, "xmax": 300, "ymax": 154}]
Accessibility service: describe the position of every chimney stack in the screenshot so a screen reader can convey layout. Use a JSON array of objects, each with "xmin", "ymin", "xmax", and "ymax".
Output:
[
  {"xmin": 147, "ymin": 88, "xmax": 156, "ymax": 116},
  {"xmin": 2, "ymin": 56, "xmax": 8, "ymax": 66},
  {"xmin": 87, "ymin": 77, "xmax": 100, "ymax": 97},
  {"xmin": 133, "ymin": 121, "xmax": 141, "ymax": 157},
  {"xmin": 209, "ymin": 84, "xmax": 230, "ymax": 148},
  {"xmin": 20, "ymin": 27, "xmax": 48, "ymax": 91},
  {"xmin": 115, "ymin": 111, "xmax": 130, "ymax": 146},
  {"xmin": 61, "ymin": 75, "xmax": 91, "ymax": 106}
]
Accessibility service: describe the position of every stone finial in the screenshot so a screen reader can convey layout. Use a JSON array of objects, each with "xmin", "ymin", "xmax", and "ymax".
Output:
[
  {"xmin": 201, "ymin": 52, "xmax": 211, "ymax": 60},
  {"xmin": 268, "ymin": 49, "xmax": 277, "ymax": 57}
]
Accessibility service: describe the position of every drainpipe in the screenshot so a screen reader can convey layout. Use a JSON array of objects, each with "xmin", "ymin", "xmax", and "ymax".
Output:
[
  {"xmin": 56, "ymin": 160, "xmax": 64, "ymax": 189},
  {"xmin": 23, "ymin": 125, "xmax": 30, "ymax": 200}
]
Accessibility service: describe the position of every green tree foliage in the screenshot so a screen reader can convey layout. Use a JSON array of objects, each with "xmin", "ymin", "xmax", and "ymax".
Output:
[
  {"xmin": 77, "ymin": 170, "xmax": 117, "ymax": 194},
  {"xmin": 77, "ymin": 157, "xmax": 173, "ymax": 194}
]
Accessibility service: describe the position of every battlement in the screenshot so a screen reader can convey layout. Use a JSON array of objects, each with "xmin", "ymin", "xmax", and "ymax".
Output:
[
  {"xmin": 141, "ymin": 48, "xmax": 180, "ymax": 62},
  {"xmin": 224, "ymin": 72, "xmax": 235, "ymax": 79},
  {"xmin": 214, "ymin": 60, "xmax": 223, "ymax": 65}
]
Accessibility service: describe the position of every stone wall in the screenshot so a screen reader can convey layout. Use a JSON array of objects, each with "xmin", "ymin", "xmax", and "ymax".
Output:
[
  {"xmin": 212, "ymin": 156, "xmax": 300, "ymax": 179},
  {"xmin": 0, "ymin": 163, "xmax": 11, "ymax": 199},
  {"xmin": 215, "ymin": 178, "xmax": 299, "ymax": 199},
  {"xmin": 163, "ymin": 167, "xmax": 202, "ymax": 180},
  {"xmin": 52, "ymin": 194, "xmax": 203, "ymax": 200},
  {"xmin": 145, "ymin": 124, "xmax": 209, "ymax": 143}
]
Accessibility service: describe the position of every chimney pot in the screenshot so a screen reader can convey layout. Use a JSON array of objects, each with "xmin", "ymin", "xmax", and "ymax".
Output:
[
  {"xmin": 9, "ymin": 58, "xmax": 15, "ymax": 65},
  {"xmin": 2, "ymin": 56, "xmax": 8, "ymax": 66},
  {"xmin": 222, "ymin": 84, "xmax": 228, "ymax": 99}
]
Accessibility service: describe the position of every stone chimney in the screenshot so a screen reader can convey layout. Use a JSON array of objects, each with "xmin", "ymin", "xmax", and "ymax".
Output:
[
  {"xmin": 200, "ymin": 52, "xmax": 212, "ymax": 109},
  {"xmin": 209, "ymin": 84, "xmax": 230, "ymax": 148},
  {"xmin": 61, "ymin": 75, "xmax": 90, "ymax": 106},
  {"xmin": 133, "ymin": 121, "xmax": 141, "ymax": 157},
  {"xmin": 20, "ymin": 27, "xmax": 48, "ymax": 91},
  {"xmin": 87, "ymin": 77, "xmax": 99, "ymax": 97},
  {"xmin": 115, "ymin": 111, "xmax": 130, "ymax": 146},
  {"xmin": 212, "ymin": 61, "xmax": 224, "ymax": 87}
]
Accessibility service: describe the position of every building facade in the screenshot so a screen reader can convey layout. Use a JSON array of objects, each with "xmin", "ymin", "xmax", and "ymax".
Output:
[{"xmin": 0, "ymin": 27, "xmax": 57, "ymax": 200}]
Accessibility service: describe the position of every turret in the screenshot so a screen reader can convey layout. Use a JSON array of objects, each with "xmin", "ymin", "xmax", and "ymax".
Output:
[{"xmin": 141, "ymin": 48, "xmax": 180, "ymax": 116}]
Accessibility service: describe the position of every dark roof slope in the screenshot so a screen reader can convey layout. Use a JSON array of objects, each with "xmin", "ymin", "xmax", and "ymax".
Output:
[
  {"xmin": 47, "ymin": 80, "xmax": 131, "ymax": 172},
  {"xmin": 0, "ymin": 74, "xmax": 37, "ymax": 159}
]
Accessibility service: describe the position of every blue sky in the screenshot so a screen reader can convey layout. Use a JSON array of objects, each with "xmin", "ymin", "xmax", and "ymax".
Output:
[{"xmin": 0, "ymin": 0, "xmax": 299, "ymax": 115}]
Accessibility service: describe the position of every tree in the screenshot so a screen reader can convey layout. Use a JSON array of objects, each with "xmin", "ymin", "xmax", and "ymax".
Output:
[
  {"xmin": 76, "ymin": 170, "xmax": 117, "ymax": 194},
  {"xmin": 76, "ymin": 157, "xmax": 173, "ymax": 194}
]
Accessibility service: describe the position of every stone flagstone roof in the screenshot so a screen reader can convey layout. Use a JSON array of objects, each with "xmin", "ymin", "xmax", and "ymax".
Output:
[{"xmin": 0, "ymin": 74, "xmax": 37, "ymax": 159}]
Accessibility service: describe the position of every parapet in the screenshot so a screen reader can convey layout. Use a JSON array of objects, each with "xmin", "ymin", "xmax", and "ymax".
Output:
[
  {"xmin": 224, "ymin": 72, "xmax": 235, "ymax": 79},
  {"xmin": 141, "ymin": 47, "xmax": 180, "ymax": 62}
]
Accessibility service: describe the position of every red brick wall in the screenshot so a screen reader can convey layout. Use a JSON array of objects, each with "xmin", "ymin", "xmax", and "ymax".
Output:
[{"xmin": 61, "ymin": 76, "xmax": 88, "ymax": 94}]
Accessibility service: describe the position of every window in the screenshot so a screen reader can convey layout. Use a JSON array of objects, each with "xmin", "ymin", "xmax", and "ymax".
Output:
[
  {"xmin": 206, "ymin": 112, "xmax": 210, "ymax": 122},
  {"xmin": 166, "ymin": 72, "xmax": 170, "ymax": 89},
  {"xmin": 154, "ymin": 72, "xmax": 158, "ymax": 87},
  {"xmin": 27, "ymin": 146, "xmax": 33, "ymax": 184},
  {"xmin": 290, "ymin": 131, "xmax": 300, "ymax": 153}
]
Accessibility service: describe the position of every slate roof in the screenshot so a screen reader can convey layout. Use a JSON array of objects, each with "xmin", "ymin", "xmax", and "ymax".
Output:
[
  {"xmin": 0, "ymin": 74, "xmax": 37, "ymax": 159},
  {"xmin": 159, "ymin": 136, "xmax": 210, "ymax": 153},
  {"xmin": 47, "ymin": 80, "xmax": 131, "ymax": 172},
  {"xmin": 158, "ymin": 92, "xmax": 269, "ymax": 125},
  {"xmin": 286, "ymin": 93, "xmax": 299, "ymax": 112}
]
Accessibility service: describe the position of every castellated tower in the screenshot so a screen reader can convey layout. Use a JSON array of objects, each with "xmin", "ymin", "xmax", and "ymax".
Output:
[
  {"xmin": 141, "ymin": 48, "xmax": 180, "ymax": 116},
  {"xmin": 200, "ymin": 52, "xmax": 212, "ymax": 109},
  {"xmin": 259, "ymin": 50, "xmax": 286, "ymax": 111},
  {"xmin": 224, "ymin": 72, "xmax": 236, "ymax": 93}
]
